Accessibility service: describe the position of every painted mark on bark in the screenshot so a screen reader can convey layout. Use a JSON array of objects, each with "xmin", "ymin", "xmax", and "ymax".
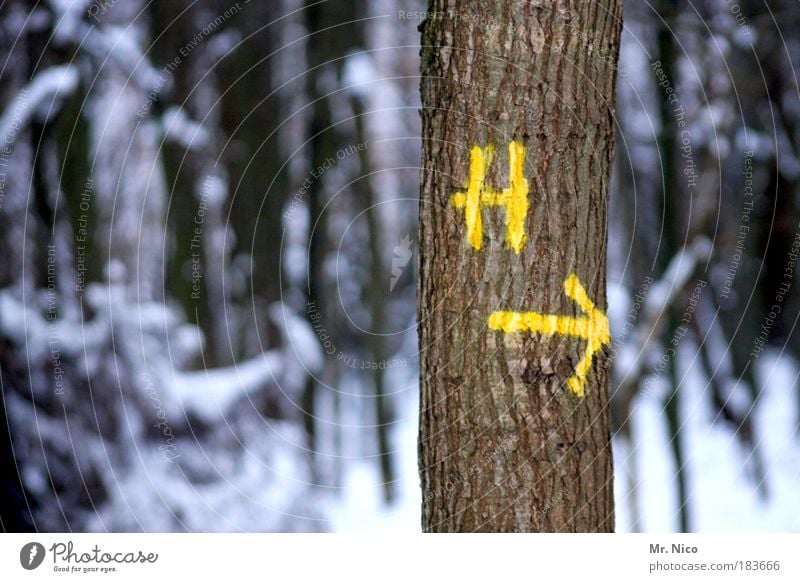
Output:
[
  {"xmin": 488, "ymin": 274, "xmax": 609, "ymax": 397},
  {"xmin": 451, "ymin": 141, "xmax": 529, "ymax": 253}
]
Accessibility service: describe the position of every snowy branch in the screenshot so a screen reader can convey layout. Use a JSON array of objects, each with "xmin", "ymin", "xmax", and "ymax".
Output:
[
  {"xmin": 0, "ymin": 65, "xmax": 79, "ymax": 150},
  {"xmin": 613, "ymin": 236, "xmax": 713, "ymax": 404}
]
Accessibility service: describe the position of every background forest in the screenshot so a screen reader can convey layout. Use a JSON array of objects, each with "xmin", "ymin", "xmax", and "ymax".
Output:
[{"xmin": 1, "ymin": 0, "xmax": 799, "ymax": 532}]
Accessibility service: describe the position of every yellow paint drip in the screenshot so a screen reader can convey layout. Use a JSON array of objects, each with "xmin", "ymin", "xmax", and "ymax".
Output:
[
  {"xmin": 451, "ymin": 141, "xmax": 528, "ymax": 253},
  {"xmin": 488, "ymin": 274, "xmax": 610, "ymax": 398}
]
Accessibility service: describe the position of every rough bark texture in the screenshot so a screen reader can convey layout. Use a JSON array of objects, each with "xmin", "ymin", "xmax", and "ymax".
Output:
[{"xmin": 418, "ymin": 0, "xmax": 622, "ymax": 532}]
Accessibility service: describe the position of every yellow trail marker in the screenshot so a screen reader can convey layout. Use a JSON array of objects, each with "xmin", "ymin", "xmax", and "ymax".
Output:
[
  {"xmin": 451, "ymin": 141, "xmax": 529, "ymax": 254},
  {"xmin": 488, "ymin": 274, "xmax": 610, "ymax": 397}
]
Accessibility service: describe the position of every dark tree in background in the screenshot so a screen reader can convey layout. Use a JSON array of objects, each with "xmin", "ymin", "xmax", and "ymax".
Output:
[{"xmin": 418, "ymin": 1, "xmax": 623, "ymax": 532}]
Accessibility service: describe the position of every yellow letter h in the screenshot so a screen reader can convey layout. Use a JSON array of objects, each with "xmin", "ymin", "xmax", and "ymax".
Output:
[{"xmin": 451, "ymin": 141, "xmax": 529, "ymax": 254}]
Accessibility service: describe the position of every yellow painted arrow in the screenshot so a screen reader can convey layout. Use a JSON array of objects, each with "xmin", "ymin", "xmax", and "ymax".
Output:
[{"xmin": 488, "ymin": 274, "xmax": 610, "ymax": 397}]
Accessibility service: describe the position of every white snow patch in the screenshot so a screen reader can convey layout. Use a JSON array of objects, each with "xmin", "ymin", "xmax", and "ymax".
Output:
[
  {"xmin": 171, "ymin": 352, "xmax": 282, "ymax": 423},
  {"xmin": 0, "ymin": 65, "xmax": 79, "ymax": 146},
  {"xmin": 162, "ymin": 106, "xmax": 211, "ymax": 151},
  {"xmin": 343, "ymin": 52, "xmax": 375, "ymax": 99}
]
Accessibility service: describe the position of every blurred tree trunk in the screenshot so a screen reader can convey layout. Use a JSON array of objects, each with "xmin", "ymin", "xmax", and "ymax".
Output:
[
  {"xmin": 419, "ymin": 0, "xmax": 622, "ymax": 532},
  {"xmin": 352, "ymin": 98, "xmax": 396, "ymax": 503},
  {"xmin": 302, "ymin": 0, "xmax": 365, "ymax": 471},
  {"xmin": 654, "ymin": 3, "xmax": 690, "ymax": 533}
]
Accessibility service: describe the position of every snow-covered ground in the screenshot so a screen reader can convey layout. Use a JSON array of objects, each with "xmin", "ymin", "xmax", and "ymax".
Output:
[
  {"xmin": 329, "ymin": 348, "xmax": 800, "ymax": 532},
  {"xmin": 326, "ymin": 389, "xmax": 421, "ymax": 533}
]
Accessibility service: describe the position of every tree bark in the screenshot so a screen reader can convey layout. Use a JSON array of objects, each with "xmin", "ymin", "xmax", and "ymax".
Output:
[{"xmin": 418, "ymin": 0, "xmax": 622, "ymax": 532}]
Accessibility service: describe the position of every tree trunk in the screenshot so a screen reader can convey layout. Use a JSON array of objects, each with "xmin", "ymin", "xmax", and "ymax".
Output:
[{"xmin": 418, "ymin": 0, "xmax": 622, "ymax": 532}]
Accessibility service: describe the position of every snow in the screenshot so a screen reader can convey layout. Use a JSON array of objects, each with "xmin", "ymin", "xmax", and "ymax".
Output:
[
  {"xmin": 270, "ymin": 302, "xmax": 324, "ymax": 377},
  {"xmin": 327, "ymin": 345, "xmax": 800, "ymax": 533},
  {"xmin": 0, "ymin": 65, "xmax": 80, "ymax": 147},
  {"xmin": 89, "ymin": 420, "xmax": 325, "ymax": 532},
  {"xmin": 159, "ymin": 301, "xmax": 323, "ymax": 424},
  {"xmin": 197, "ymin": 173, "xmax": 227, "ymax": 208},
  {"xmin": 282, "ymin": 202, "xmax": 310, "ymax": 289},
  {"xmin": 171, "ymin": 352, "xmax": 283, "ymax": 424},
  {"xmin": 0, "ymin": 292, "xmax": 42, "ymax": 348},
  {"xmin": 343, "ymin": 52, "xmax": 375, "ymax": 100},
  {"xmin": 48, "ymin": 0, "xmax": 91, "ymax": 44},
  {"xmin": 162, "ymin": 106, "xmax": 211, "ymax": 151},
  {"xmin": 613, "ymin": 348, "xmax": 800, "ymax": 532},
  {"xmin": 613, "ymin": 237, "xmax": 712, "ymax": 385},
  {"xmin": 327, "ymin": 375, "xmax": 421, "ymax": 532}
]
